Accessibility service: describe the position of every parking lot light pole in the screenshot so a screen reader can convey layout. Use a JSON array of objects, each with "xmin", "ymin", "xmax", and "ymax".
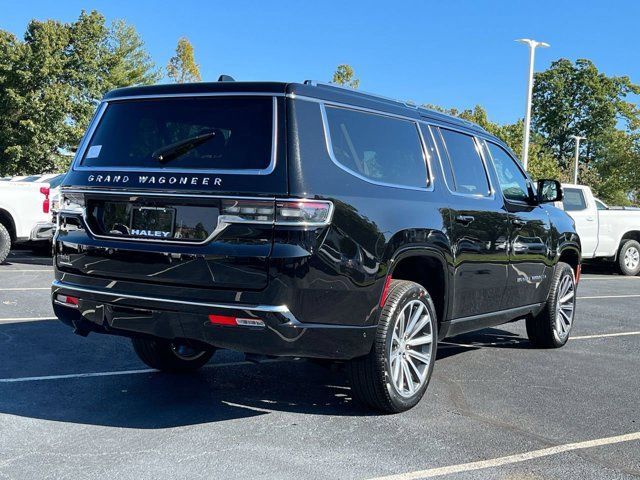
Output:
[
  {"xmin": 516, "ymin": 39, "xmax": 550, "ymax": 170},
  {"xmin": 570, "ymin": 135, "xmax": 587, "ymax": 184}
]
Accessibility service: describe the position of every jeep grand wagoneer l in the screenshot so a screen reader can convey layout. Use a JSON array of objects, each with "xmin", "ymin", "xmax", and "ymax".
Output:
[{"xmin": 52, "ymin": 80, "xmax": 581, "ymax": 412}]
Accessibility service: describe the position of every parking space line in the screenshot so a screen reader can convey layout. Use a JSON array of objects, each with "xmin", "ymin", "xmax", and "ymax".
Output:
[
  {"xmin": 578, "ymin": 294, "xmax": 640, "ymax": 299},
  {"xmin": 580, "ymin": 276, "xmax": 640, "ymax": 280},
  {"xmin": 0, "ymin": 317, "xmax": 55, "ymax": 323},
  {"xmin": 571, "ymin": 331, "xmax": 640, "ymax": 340},
  {"xmin": 366, "ymin": 431, "xmax": 640, "ymax": 480},
  {"xmin": 0, "ymin": 287, "xmax": 50, "ymax": 291},
  {"xmin": 0, "ymin": 358, "xmax": 290, "ymax": 384},
  {"xmin": 0, "ymin": 269, "xmax": 52, "ymax": 273}
]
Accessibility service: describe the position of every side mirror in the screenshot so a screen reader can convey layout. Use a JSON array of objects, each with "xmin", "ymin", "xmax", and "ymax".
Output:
[{"xmin": 536, "ymin": 179, "xmax": 563, "ymax": 203}]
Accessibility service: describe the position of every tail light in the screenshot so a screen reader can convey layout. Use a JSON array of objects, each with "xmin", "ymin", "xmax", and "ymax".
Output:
[
  {"xmin": 59, "ymin": 192, "xmax": 85, "ymax": 214},
  {"xmin": 54, "ymin": 293, "xmax": 79, "ymax": 308},
  {"xmin": 220, "ymin": 199, "xmax": 333, "ymax": 226},
  {"xmin": 208, "ymin": 314, "xmax": 265, "ymax": 328},
  {"xmin": 40, "ymin": 186, "xmax": 50, "ymax": 214}
]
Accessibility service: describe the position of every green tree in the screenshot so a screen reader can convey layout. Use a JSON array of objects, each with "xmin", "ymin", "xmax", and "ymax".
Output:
[
  {"xmin": 331, "ymin": 64, "xmax": 359, "ymax": 88},
  {"xmin": 532, "ymin": 58, "xmax": 640, "ymax": 202},
  {"xmin": 166, "ymin": 37, "xmax": 201, "ymax": 83},
  {"xmin": 532, "ymin": 58, "xmax": 640, "ymax": 166},
  {"xmin": 0, "ymin": 10, "xmax": 159, "ymax": 175}
]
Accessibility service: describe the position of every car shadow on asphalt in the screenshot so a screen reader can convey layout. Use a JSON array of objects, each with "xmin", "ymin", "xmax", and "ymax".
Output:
[
  {"xmin": 0, "ymin": 321, "xmax": 532, "ymax": 427},
  {"xmin": 2, "ymin": 247, "xmax": 52, "ymax": 267}
]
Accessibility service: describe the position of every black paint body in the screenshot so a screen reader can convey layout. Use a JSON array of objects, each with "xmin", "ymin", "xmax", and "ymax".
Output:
[{"xmin": 52, "ymin": 81, "xmax": 581, "ymax": 359}]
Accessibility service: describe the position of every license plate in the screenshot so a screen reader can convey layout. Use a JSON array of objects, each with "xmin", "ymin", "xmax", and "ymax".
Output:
[{"xmin": 129, "ymin": 206, "xmax": 175, "ymax": 239}]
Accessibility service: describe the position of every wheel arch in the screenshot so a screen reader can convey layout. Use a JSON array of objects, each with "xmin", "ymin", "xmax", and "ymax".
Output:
[
  {"xmin": 0, "ymin": 208, "xmax": 16, "ymax": 241},
  {"xmin": 617, "ymin": 231, "xmax": 640, "ymax": 257},
  {"xmin": 558, "ymin": 245, "xmax": 580, "ymax": 277},
  {"xmin": 387, "ymin": 247, "xmax": 450, "ymax": 327}
]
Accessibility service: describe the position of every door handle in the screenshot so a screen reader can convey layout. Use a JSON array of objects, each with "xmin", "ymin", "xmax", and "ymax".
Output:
[
  {"xmin": 585, "ymin": 216, "xmax": 595, "ymax": 222},
  {"xmin": 455, "ymin": 215, "xmax": 475, "ymax": 225},
  {"xmin": 512, "ymin": 218, "xmax": 526, "ymax": 227}
]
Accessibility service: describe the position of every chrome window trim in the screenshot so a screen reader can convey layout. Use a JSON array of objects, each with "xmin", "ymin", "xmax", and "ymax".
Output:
[
  {"xmin": 71, "ymin": 95, "xmax": 279, "ymax": 176},
  {"xmin": 431, "ymin": 125, "xmax": 496, "ymax": 200},
  {"xmin": 105, "ymin": 92, "xmax": 285, "ymax": 102},
  {"xmin": 319, "ymin": 103, "xmax": 433, "ymax": 192}
]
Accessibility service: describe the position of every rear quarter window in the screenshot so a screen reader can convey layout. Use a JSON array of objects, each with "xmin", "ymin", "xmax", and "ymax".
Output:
[
  {"xmin": 324, "ymin": 106, "xmax": 428, "ymax": 189},
  {"xmin": 80, "ymin": 97, "xmax": 274, "ymax": 171}
]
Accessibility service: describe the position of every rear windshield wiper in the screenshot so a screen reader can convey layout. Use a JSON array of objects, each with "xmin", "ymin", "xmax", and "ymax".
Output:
[{"xmin": 151, "ymin": 131, "xmax": 216, "ymax": 163}]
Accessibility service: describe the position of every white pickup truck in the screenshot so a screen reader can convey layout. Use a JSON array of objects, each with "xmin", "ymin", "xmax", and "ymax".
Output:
[
  {"xmin": 558, "ymin": 184, "xmax": 640, "ymax": 275},
  {"xmin": 0, "ymin": 180, "xmax": 55, "ymax": 263}
]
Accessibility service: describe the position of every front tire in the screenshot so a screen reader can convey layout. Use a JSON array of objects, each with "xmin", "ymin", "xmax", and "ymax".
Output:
[
  {"xmin": 618, "ymin": 240, "xmax": 640, "ymax": 276},
  {"xmin": 347, "ymin": 280, "xmax": 437, "ymax": 413},
  {"xmin": 526, "ymin": 262, "xmax": 576, "ymax": 348},
  {"xmin": 132, "ymin": 337, "xmax": 215, "ymax": 372}
]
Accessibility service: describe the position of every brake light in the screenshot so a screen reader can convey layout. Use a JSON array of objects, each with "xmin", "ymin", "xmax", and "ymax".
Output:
[
  {"xmin": 208, "ymin": 314, "xmax": 265, "ymax": 328},
  {"xmin": 220, "ymin": 199, "xmax": 333, "ymax": 226},
  {"xmin": 40, "ymin": 186, "xmax": 50, "ymax": 214},
  {"xmin": 575, "ymin": 264, "xmax": 581, "ymax": 284},
  {"xmin": 55, "ymin": 294, "xmax": 79, "ymax": 308}
]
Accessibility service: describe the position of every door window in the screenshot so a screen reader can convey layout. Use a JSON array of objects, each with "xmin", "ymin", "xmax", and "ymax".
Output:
[
  {"xmin": 438, "ymin": 128, "xmax": 490, "ymax": 196},
  {"xmin": 485, "ymin": 142, "xmax": 530, "ymax": 202},
  {"xmin": 563, "ymin": 188, "xmax": 588, "ymax": 211}
]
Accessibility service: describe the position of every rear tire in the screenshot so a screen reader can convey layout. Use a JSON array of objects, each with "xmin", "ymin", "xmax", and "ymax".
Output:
[
  {"xmin": 131, "ymin": 337, "xmax": 215, "ymax": 372},
  {"xmin": 347, "ymin": 280, "xmax": 437, "ymax": 413},
  {"xmin": 526, "ymin": 262, "xmax": 576, "ymax": 348},
  {"xmin": 617, "ymin": 240, "xmax": 640, "ymax": 276},
  {"xmin": 0, "ymin": 224, "xmax": 11, "ymax": 264}
]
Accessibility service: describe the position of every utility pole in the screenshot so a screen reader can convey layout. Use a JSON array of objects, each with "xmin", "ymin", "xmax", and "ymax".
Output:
[
  {"xmin": 570, "ymin": 135, "xmax": 587, "ymax": 184},
  {"xmin": 516, "ymin": 39, "xmax": 550, "ymax": 170}
]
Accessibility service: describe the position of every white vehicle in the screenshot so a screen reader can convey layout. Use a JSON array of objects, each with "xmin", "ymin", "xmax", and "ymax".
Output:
[
  {"xmin": 0, "ymin": 180, "xmax": 55, "ymax": 263},
  {"xmin": 558, "ymin": 184, "xmax": 640, "ymax": 275}
]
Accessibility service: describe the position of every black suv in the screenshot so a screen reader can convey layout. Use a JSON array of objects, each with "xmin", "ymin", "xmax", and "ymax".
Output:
[{"xmin": 52, "ymin": 80, "xmax": 581, "ymax": 413}]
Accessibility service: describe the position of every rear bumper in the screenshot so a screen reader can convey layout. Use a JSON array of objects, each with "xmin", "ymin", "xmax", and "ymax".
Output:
[
  {"xmin": 52, "ymin": 280, "xmax": 376, "ymax": 360},
  {"xmin": 30, "ymin": 222, "xmax": 55, "ymax": 241}
]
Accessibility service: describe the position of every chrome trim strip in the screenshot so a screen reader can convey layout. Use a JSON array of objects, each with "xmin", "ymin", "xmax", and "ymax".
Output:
[
  {"xmin": 71, "ymin": 96, "xmax": 279, "ymax": 176},
  {"xmin": 319, "ymin": 103, "xmax": 433, "ymax": 192},
  {"xmin": 59, "ymin": 191, "xmax": 334, "ymax": 245},
  {"xmin": 61, "ymin": 188, "xmax": 273, "ymax": 200},
  {"xmin": 449, "ymin": 303, "xmax": 543, "ymax": 323},
  {"xmin": 52, "ymin": 280, "xmax": 290, "ymax": 313}
]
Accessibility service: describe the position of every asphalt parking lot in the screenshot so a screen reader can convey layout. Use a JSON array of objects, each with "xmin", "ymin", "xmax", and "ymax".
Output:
[{"xmin": 0, "ymin": 250, "xmax": 638, "ymax": 480}]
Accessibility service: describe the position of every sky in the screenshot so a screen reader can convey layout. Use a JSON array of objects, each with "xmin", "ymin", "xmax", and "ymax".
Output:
[{"xmin": 2, "ymin": 0, "xmax": 639, "ymax": 125}]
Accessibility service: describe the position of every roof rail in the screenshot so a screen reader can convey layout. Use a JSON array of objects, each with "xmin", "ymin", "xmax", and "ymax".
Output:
[
  {"xmin": 303, "ymin": 80, "xmax": 416, "ymax": 109},
  {"xmin": 303, "ymin": 80, "xmax": 488, "ymax": 133}
]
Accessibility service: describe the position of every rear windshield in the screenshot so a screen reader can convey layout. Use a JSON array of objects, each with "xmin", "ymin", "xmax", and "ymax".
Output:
[{"xmin": 80, "ymin": 97, "xmax": 274, "ymax": 170}]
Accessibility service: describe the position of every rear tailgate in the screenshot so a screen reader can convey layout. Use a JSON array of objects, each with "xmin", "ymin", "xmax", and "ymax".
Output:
[{"xmin": 56, "ymin": 92, "xmax": 287, "ymax": 291}]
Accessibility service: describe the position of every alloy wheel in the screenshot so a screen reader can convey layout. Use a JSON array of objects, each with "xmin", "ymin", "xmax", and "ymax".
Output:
[
  {"xmin": 555, "ymin": 273, "xmax": 575, "ymax": 341},
  {"xmin": 388, "ymin": 299, "xmax": 434, "ymax": 398},
  {"xmin": 624, "ymin": 246, "xmax": 640, "ymax": 271}
]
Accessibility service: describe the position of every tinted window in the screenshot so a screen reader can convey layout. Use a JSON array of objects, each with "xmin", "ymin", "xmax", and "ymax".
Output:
[
  {"xmin": 563, "ymin": 188, "xmax": 587, "ymax": 211},
  {"xmin": 325, "ymin": 106, "xmax": 427, "ymax": 188},
  {"xmin": 486, "ymin": 142, "xmax": 530, "ymax": 202},
  {"xmin": 81, "ymin": 97, "xmax": 273, "ymax": 170},
  {"xmin": 439, "ymin": 129, "xmax": 490, "ymax": 196}
]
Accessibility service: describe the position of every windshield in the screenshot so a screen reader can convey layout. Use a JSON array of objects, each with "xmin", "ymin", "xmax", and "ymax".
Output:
[{"xmin": 80, "ymin": 97, "xmax": 274, "ymax": 171}]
